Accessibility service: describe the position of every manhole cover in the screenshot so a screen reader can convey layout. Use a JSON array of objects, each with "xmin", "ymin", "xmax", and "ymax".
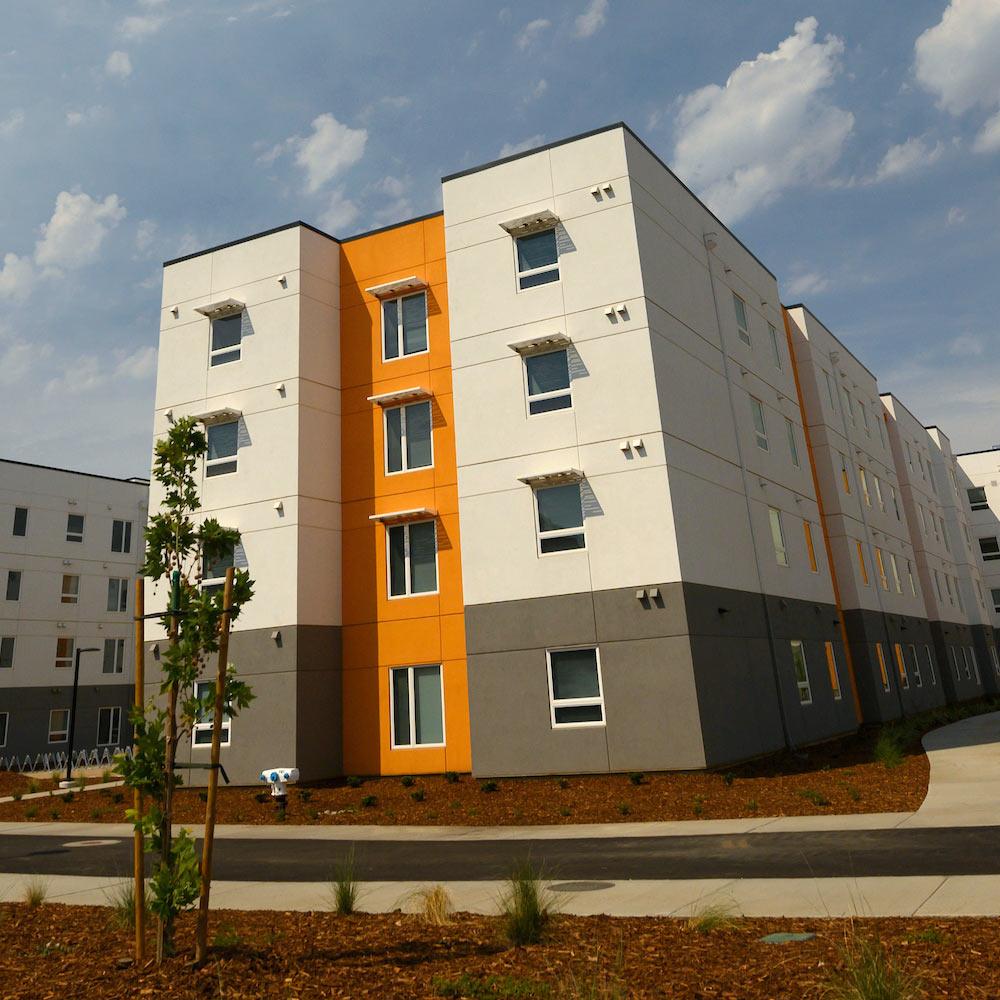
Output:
[
  {"xmin": 549, "ymin": 881, "xmax": 614, "ymax": 893},
  {"xmin": 759, "ymin": 932, "xmax": 816, "ymax": 944},
  {"xmin": 62, "ymin": 839, "xmax": 119, "ymax": 848}
]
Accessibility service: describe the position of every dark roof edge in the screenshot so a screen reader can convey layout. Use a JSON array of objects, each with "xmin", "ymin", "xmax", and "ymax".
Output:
[
  {"xmin": 339, "ymin": 210, "xmax": 443, "ymax": 244},
  {"xmin": 955, "ymin": 445, "xmax": 1000, "ymax": 457},
  {"xmin": 163, "ymin": 221, "xmax": 338, "ymax": 268},
  {"xmin": 0, "ymin": 456, "xmax": 150, "ymax": 487},
  {"xmin": 441, "ymin": 121, "xmax": 776, "ymax": 282},
  {"xmin": 784, "ymin": 303, "xmax": 879, "ymax": 382}
]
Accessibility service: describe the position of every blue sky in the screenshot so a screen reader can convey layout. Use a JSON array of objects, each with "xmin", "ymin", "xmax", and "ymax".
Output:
[{"xmin": 1, "ymin": 0, "xmax": 998, "ymax": 477}]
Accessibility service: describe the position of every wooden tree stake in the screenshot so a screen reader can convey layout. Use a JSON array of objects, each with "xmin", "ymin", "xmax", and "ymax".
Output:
[{"xmin": 133, "ymin": 576, "xmax": 146, "ymax": 963}]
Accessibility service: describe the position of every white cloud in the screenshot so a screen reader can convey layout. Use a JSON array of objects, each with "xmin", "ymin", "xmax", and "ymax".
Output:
[
  {"xmin": 949, "ymin": 333, "xmax": 985, "ymax": 356},
  {"xmin": 947, "ymin": 206, "xmax": 966, "ymax": 225},
  {"xmin": 0, "ymin": 109, "xmax": 24, "ymax": 136},
  {"xmin": 972, "ymin": 108, "xmax": 1000, "ymax": 153},
  {"xmin": 317, "ymin": 188, "xmax": 360, "ymax": 233},
  {"xmin": 575, "ymin": 0, "xmax": 608, "ymax": 38},
  {"xmin": 115, "ymin": 345, "xmax": 157, "ymax": 379},
  {"xmin": 873, "ymin": 136, "xmax": 945, "ymax": 182},
  {"xmin": 105, "ymin": 50, "xmax": 132, "ymax": 78},
  {"xmin": 43, "ymin": 345, "xmax": 156, "ymax": 399},
  {"xmin": 499, "ymin": 134, "xmax": 545, "ymax": 158},
  {"xmin": 0, "ymin": 253, "xmax": 35, "ymax": 302},
  {"xmin": 785, "ymin": 271, "xmax": 830, "ymax": 298},
  {"xmin": 373, "ymin": 176, "xmax": 407, "ymax": 199},
  {"xmin": 135, "ymin": 219, "xmax": 158, "ymax": 255},
  {"xmin": 0, "ymin": 325, "xmax": 51, "ymax": 386},
  {"xmin": 525, "ymin": 79, "xmax": 548, "ymax": 103},
  {"xmin": 66, "ymin": 105, "xmax": 107, "ymax": 127},
  {"xmin": 516, "ymin": 18, "xmax": 551, "ymax": 50},
  {"xmin": 269, "ymin": 113, "xmax": 366, "ymax": 193},
  {"xmin": 118, "ymin": 14, "xmax": 167, "ymax": 40},
  {"xmin": 34, "ymin": 191, "xmax": 127, "ymax": 272},
  {"xmin": 671, "ymin": 17, "xmax": 854, "ymax": 222}
]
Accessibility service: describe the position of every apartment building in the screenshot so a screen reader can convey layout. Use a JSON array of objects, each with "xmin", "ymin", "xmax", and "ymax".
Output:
[
  {"xmin": 147, "ymin": 122, "xmax": 996, "ymax": 782},
  {"xmin": 0, "ymin": 459, "xmax": 148, "ymax": 761}
]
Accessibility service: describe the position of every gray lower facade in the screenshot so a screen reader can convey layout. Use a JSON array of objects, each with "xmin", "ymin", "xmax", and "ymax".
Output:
[
  {"xmin": 0, "ymin": 683, "xmax": 133, "ymax": 763},
  {"xmin": 930, "ymin": 620, "xmax": 990, "ymax": 703},
  {"xmin": 465, "ymin": 582, "xmax": 858, "ymax": 778},
  {"xmin": 144, "ymin": 624, "xmax": 341, "ymax": 786}
]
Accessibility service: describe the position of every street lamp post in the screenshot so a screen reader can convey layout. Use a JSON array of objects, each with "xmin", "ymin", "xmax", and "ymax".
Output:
[{"xmin": 62, "ymin": 645, "xmax": 100, "ymax": 788}]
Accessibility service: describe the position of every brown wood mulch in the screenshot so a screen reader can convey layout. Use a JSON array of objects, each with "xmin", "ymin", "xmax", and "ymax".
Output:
[
  {"xmin": 0, "ymin": 904, "xmax": 996, "ymax": 999},
  {"xmin": 0, "ymin": 727, "xmax": 928, "ymax": 826}
]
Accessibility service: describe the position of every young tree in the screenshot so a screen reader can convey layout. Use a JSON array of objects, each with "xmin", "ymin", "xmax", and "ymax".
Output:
[{"xmin": 117, "ymin": 417, "xmax": 254, "ymax": 961}]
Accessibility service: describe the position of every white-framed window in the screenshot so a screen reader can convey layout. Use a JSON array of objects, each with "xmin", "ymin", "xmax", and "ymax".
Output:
[
  {"xmin": 876, "ymin": 413, "xmax": 886, "ymax": 447},
  {"xmin": 111, "ymin": 519, "xmax": 133, "ymax": 553},
  {"xmin": 933, "ymin": 569, "xmax": 943, "ymax": 601},
  {"xmin": 750, "ymin": 396, "xmax": 768, "ymax": 451},
  {"xmin": 979, "ymin": 536, "xmax": 1000, "ymax": 561},
  {"xmin": 524, "ymin": 349, "xmax": 572, "ymax": 415},
  {"xmin": 97, "ymin": 706, "xmax": 122, "ymax": 746},
  {"xmin": 824, "ymin": 641, "xmax": 842, "ymax": 700},
  {"xmin": 875, "ymin": 643, "xmax": 890, "ymax": 692},
  {"xmin": 12, "ymin": 506, "xmax": 27, "ymax": 536},
  {"xmin": 924, "ymin": 645, "xmax": 937, "ymax": 686},
  {"xmin": 823, "ymin": 370, "xmax": 837, "ymax": 411},
  {"xmin": 784, "ymin": 418, "xmax": 800, "ymax": 468},
  {"xmin": 963, "ymin": 646, "xmax": 974, "ymax": 681},
  {"xmin": 547, "ymin": 647, "xmax": 605, "ymax": 727},
  {"xmin": 203, "ymin": 543, "xmax": 235, "ymax": 595},
  {"xmin": 0, "ymin": 711, "xmax": 7, "ymax": 747},
  {"xmin": 949, "ymin": 646, "xmax": 961, "ymax": 682},
  {"xmin": 944, "ymin": 574, "xmax": 954, "ymax": 605},
  {"xmin": 768, "ymin": 507, "xmax": 788, "ymax": 566},
  {"xmin": 0, "ymin": 637, "xmax": 14, "ymax": 669},
  {"xmin": 5, "ymin": 570, "xmax": 21, "ymax": 601},
  {"xmin": 904, "ymin": 440, "xmax": 914, "ymax": 471},
  {"xmin": 387, "ymin": 520, "xmax": 438, "ymax": 597},
  {"xmin": 839, "ymin": 452, "xmax": 851, "ymax": 494},
  {"xmin": 927, "ymin": 462, "xmax": 937, "ymax": 494},
  {"xmin": 874, "ymin": 548, "xmax": 889, "ymax": 590},
  {"xmin": 888, "ymin": 552, "xmax": 902, "ymax": 594},
  {"xmin": 989, "ymin": 645, "xmax": 1000, "ymax": 679},
  {"xmin": 103, "ymin": 637, "xmax": 125, "ymax": 674},
  {"xmin": 382, "ymin": 291, "xmax": 428, "ymax": 360},
  {"xmin": 767, "ymin": 322, "xmax": 782, "ymax": 369},
  {"xmin": 992, "ymin": 588, "xmax": 1000, "ymax": 613},
  {"xmin": 206, "ymin": 422, "xmax": 239, "ymax": 477},
  {"xmin": 907, "ymin": 560, "xmax": 917, "ymax": 597},
  {"xmin": 390, "ymin": 664, "xmax": 445, "ymax": 747},
  {"xmin": 908, "ymin": 644, "xmax": 923, "ymax": 688},
  {"xmin": 193, "ymin": 679, "xmax": 230, "ymax": 747},
  {"xmin": 48, "ymin": 709, "xmax": 69, "ymax": 744},
  {"xmin": 842, "ymin": 388, "xmax": 855, "ymax": 426},
  {"xmin": 516, "ymin": 229, "xmax": 559, "ymax": 289},
  {"xmin": 963, "ymin": 524, "xmax": 972, "ymax": 548},
  {"xmin": 859, "ymin": 467, "xmax": 872, "ymax": 507},
  {"xmin": 890, "ymin": 484, "xmax": 900, "ymax": 520},
  {"xmin": 967, "ymin": 486, "xmax": 988, "ymax": 511},
  {"xmin": 55, "ymin": 636, "xmax": 74, "ymax": 669},
  {"xmin": 66, "ymin": 513, "xmax": 84, "ymax": 543},
  {"xmin": 733, "ymin": 293, "xmax": 751, "ymax": 345},
  {"xmin": 61, "ymin": 573, "xmax": 79, "ymax": 604},
  {"xmin": 107, "ymin": 577, "xmax": 128, "ymax": 613},
  {"xmin": 873, "ymin": 476, "xmax": 885, "ymax": 513},
  {"xmin": 534, "ymin": 482, "xmax": 585, "ymax": 554},
  {"xmin": 210, "ymin": 312, "xmax": 242, "ymax": 366},
  {"xmin": 861, "ymin": 403, "xmax": 871, "ymax": 436},
  {"xmin": 955, "ymin": 577, "xmax": 965, "ymax": 612},
  {"xmin": 893, "ymin": 643, "xmax": 909, "ymax": 690},
  {"xmin": 385, "ymin": 401, "xmax": 433, "ymax": 474},
  {"xmin": 790, "ymin": 640, "xmax": 812, "ymax": 705}
]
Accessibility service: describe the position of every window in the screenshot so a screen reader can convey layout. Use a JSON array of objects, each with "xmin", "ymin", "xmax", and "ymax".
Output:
[
  {"xmin": 48, "ymin": 709, "xmax": 69, "ymax": 743},
  {"xmin": 210, "ymin": 312, "xmax": 242, "ymax": 366},
  {"xmin": 968, "ymin": 647, "xmax": 981, "ymax": 685},
  {"xmin": 0, "ymin": 712, "xmax": 6, "ymax": 747},
  {"xmin": 61, "ymin": 574, "xmax": 79, "ymax": 604},
  {"xmin": 12, "ymin": 506, "xmax": 27, "ymax": 536},
  {"xmin": 768, "ymin": 508, "xmax": 788, "ymax": 566},
  {"xmin": 979, "ymin": 536, "xmax": 1000, "ymax": 561},
  {"xmin": 861, "ymin": 404, "xmax": 871, "ymax": 436},
  {"xmin": 873, "ymin": 476, "xmax": 885, "ymax": 513},
  {"xmin": 750, "ymin": 396, "xmax": 768, "ymax": 450},
  {"xmin": 955, "ymin": 577, "xmax": 965, "ymax": 613},
  {"xmin": 967, "ymin": 486, "xmax": 988, "ymax": 511},
  {"xmin": 97, "ymin": 706, "xmax": 121, "ymax": 746},
  {"xmin": 963, "ymin": 524, "xmax": 972, "ymax": 548},
  {"xmin": 535, "ymin": 483, "xmax": 585, "ymax": 554},
  {"xmin": 876, "ymin": 414, "xmax": 886, "ymax": 447},
  {"xmin": 193, "ymin": 679, "xmax": 230, "ymax": 746},
  {"xmin": 107, "ymin": 578, "xmax": 128, "ymax": 613},
  {"xmin": 944, "ymin": 574, "xmax": 954, "ymax": 605},
  {"xmin": 890, "ymin": 485, "xmax": 900, "ymax": 520},
  {"xmin": 874, "ymin": 548, "xmax": 889, "ymax": 590},
  {"xmin": 893, "ymin": 643, "xmax": 909, "ymax": 690},
  {"xmin": 823, "ymin": 370, "xmax": 837, "ymax": 410},
  {"xmin": 888, "ymin": 552, "xmax": 902, "ymax": 594},
  {"xmin": 103, "ymin": 638, "xmax": 125, "ymax": 674},
  {"xmin": 804, "ymin": 521, "xmax": 818, "ymax": 573},
  {"xmin": 391, "ymin": 664, "xmax": 445, "ymax": 746},
  {"xmin": 5, "ymin": 570, "xmax": 21, "ymax": 601},
  {"xmin": 66, "ymin": 513, "xmax": 84, "ymax": 543},
  {"xmin": 933, "ymin": 570, "xmax": 943, "ymax": 601},
  {"xmin": 927, "ymin": 462, "xmax": 937, "ymax": 494},
  {"xmin": 907, "ymin": 560, "xmax": 917, "ymax": 597},
  {"xmin": 908, "ymin": 644, "xmax": 923, "ymax": 688},
  {"xmin": 839, "ymin": 452, "xmax": 851, "ymax": 493},
  {"xmin": 784, "ymin": 418, "xmax": 799, "ymax": 468},
  {"xmin": 382, "ymin": 291, "xmax": 428, "ymax": 359},
  {"xmin": 875, "ymin": 643, "xmax": 890, "ymax": 692},
  {"xmin": 790, "ymin": 640, "xmax": 812, "ymax": 704},
  {"xmin": 824, "ymin": 641, "xmax": 842, "ymax": 700},
  {"xmin": 856, "ymin": 541, "xmax": 869, "ymax": 585},
  {"xmin": 0, "ymin": 637, "xmax": 14, "ymax": 669},
  {"xmin": 859, "ymin": 467, "xmax": 872, "ymax": 507},
  {"xmin": 924, "ymin": 645, "xmax": 937, "ymax": 686},
  {"xmin": 547, "ymin": 647, "xmax": 605, "ymax": 726},
  {"xmin": 990, "ymin": 646, "xmax": 1000, "ymax": 679},
  {"xmin": 385, "ymin": 401, "xmax": 433, "ymax": 474},
  {"xmin": 206, "ymin": 422, "xmax": 239, "ymax": 477},
  {"xmin": 516, "ymin": 229, "xmax": 559, "ymax": 289},
  {"xmin": 733, "ymin": 294, "xmax": 751, "ymax": 345},
  {"xmin": 387, "ymin": 520, "xmax": 438, "ymax": 596},
  {"xmin": 524, "ymin": 349, "xmax": 571, "ymax": 414},
  {"xmin": 842, "ymin": 388, "xmax": 855, "ymax": 425},
  {"xmin": 111, "ymin": 519, "xmax": 133, "ymax": 553},
  {"xmin": 992, "ymin": 588, "xmax": 1000, "ymax": 613},
  {"xmin": 949, "ymin": 646, "xmax": 961, "ymax": 682},
  {"xmin": 203, "ymin": 543, "xmax": 235, "ymax": 595},
  {"xmin": 767, "ymin": 323, "xmax": 782, "ymax": 369}
]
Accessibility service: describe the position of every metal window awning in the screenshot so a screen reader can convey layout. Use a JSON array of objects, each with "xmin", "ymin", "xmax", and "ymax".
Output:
[
  {"xmin": 366, "ymin": 386, "xmax": 432, "ymax": 407},
  {"xmin": 364, "ymin": 275, "xmax": 427, "ymax": 299},
  {"xmin": 194, "ymin": 298, "xmax": 245, "ymax": 317},
  {"xmin": 191, "ymin": 407, "xmax": 242, "ymax": 425},
  {"xmin": 518, "ymin": 469, "xmax": 584, "ymax": 487},
  {"xmin": 369, "ymin": 507, "xmax": 437, "ymax": 524},
  {"xmin": 499, "ymin": 209, "xmax": 560, "ymax": 236},
  {"xmin": 507, "ymin": 332, "xmax": 572, "ymax": 355}
]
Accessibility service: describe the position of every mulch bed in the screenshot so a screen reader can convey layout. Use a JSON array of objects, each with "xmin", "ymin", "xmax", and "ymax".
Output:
[
  {"xmin": 0, "ymin": 726, "xmax": 927, "ymax": 826},
  {"xmin": 0, "ymin": 904, "xmax": 996, "ymax": 998},
  {"xmin": 0, "ymin": 770, "xmax": 115, "ymax": 799}
]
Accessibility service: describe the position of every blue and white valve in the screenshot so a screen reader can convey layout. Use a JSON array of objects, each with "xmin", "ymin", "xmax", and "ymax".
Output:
[{"xmin": 259, "ymin": 766, "xmax": 299, "ymax": 799}]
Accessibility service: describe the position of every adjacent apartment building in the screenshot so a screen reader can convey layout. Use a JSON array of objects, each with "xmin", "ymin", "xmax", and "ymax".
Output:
[
  {"xmin": 0, "ymin": 459, "xmax": 148, "ymax": 762},
  {"xmin": 146, "ymin": 123, "xmax": 1000, "ymax": 783}
]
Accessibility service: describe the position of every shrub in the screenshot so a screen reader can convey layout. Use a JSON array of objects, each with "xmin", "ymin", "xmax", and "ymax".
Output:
[
  {"xmin": 560, "ymin": 807, "xmax": 572, "ymax": 817},
  {"xmin": 557, "ymin": 778, "xmax": 570, "ymax": 790},
  {"xmin": 62, "ymin": 791, "xmax": 74, "ymax": 804},
  {"xmin": 618, "ymin": 802, "xmax": 631, "ymax": 816},
  {"xmin": 410, "ymin": 788, "xmax": 426, "ymax": 802},
  {"xmin": 433, "ymin": 973, "xmax": 550, "ymax": 998},
  {"xmin": 444, "ymin": 771, "xmax": 460, "ymax": 784},
  {"xmin": 101, "ymin": 769, "xmax": 114, "ymax": 784},
  {"xmin": 90, "ymin": 808, "xmax": 101, "ymax": 820},
  {"xmin": 798, "ymin": 788, "xmax": 831, "ymax": 807},
  {"xmin": 346, "ymin": 775, "xmax": 363, "ymax": 789},
  {"xmin": 846, "ymin": 785, "xmax": 862, "ymax": 802},
  {"xmin": 723, "ymin": 772, "xmax": 736, "ymax": 787},
  {"xmin": 74, "ymin": 776, "xmax": 86, "ymax": 791},
  {"xmin": 27, "ymin": 780, "xmax": 39, "ymax": 794},
  {"xmin": 24, "ymin": 805, "xmax": 38, "ymax": 819},
  {"xmin": 112, "ymin": 792, "xmax": 124, "ymax": 804},
  {"xmin": 400, "ymin": 775, "xmax": 415, "ymax": 787},
  {"xmin": 627, "ymin": 772, "xmax": 644, "ymax": 786},
  {"xmin": 298, "ymin": 789, "xmax": 313, "ymax": 802},
  {"xmin": 49, "ymin": 809, "xmax": 60, "ymax": 821},
  {"xmin": 480, "ymin": 780, "xmax": 499, "ymax": 793},
  {"xmin": 746, "ymin": 799, "xmax": 758, "ymax": 812},
  {"xmin": 331, "ymin": 848, "xmax": 359, "ymax": 915},
  {"xmin": 12, "ymin": 792, "xmax": 21, "ymax": 802},
  {"xmin": 687, "ymin": 902, "xmax": 739, "ymax": 934},
  {"xmin": 49, "ymin": 770, "xmax": 61, "ymax": 784},
  {"xmin": 499, "ymin": 860, "xmax": 551, "ymax": 946},
  {"xmin": 212, "ymin": 924, "xmax": 243, "ymax": 949},
  {"xmin": 825, "ymin": 935, "xmax": 921, "ymax": 1000},
  {"xmin": 874, "ymin": 731, "xmax": 904, "ymax": 770},
  {"xmin": 360, "ymin": 794, "xmax": 377, "ymax": 808},
  {"xmin": 412, "ymin": 884, "xmax": 453, "ymax": 925},
  {"xmin": 23, "ymin": 877, "xmax": 48, "ymax": 908},
  {"xmin": 254, "ymin": 791, "xmax": 269, "ymax": 804}
]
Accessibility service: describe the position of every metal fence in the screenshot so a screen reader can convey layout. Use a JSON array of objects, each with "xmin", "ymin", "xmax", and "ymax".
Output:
[{"xmin": 0, "ymin": 746, "xmax": 132, "ymax": 773}]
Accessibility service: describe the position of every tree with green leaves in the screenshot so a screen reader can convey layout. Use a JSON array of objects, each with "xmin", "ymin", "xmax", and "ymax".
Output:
[{"xmin": 117, "ymin": 417, "xmax": 254, "ymax": 961}]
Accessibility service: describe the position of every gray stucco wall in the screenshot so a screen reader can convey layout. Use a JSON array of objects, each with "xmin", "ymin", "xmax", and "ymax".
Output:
[{"xmin": 930, "ymin": 620, "xmax": 989, "ymax": 704}]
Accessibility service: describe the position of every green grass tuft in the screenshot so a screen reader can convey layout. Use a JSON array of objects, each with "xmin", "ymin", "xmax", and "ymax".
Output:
[
  {"xmin": 330, "ymin": 847, "xmax": 360, "ymax": 916},
  {"xmin": 825, "ymin": 935, "xmax": 922, "ymax": 1000},
  {"xmin": 499, "ymin": 859, "xmax": 551, "ymax": 947}
]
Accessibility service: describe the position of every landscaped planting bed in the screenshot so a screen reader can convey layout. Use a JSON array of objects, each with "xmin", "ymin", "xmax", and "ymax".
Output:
[{"xmin": 0, "ymin": 903, "xmax": 996, "ymax": 998}]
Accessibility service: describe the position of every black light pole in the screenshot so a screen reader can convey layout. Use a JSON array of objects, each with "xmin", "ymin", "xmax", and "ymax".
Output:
[{"xmin": 63, "ymin": 646, "xmax": 100, "ymax": 788}]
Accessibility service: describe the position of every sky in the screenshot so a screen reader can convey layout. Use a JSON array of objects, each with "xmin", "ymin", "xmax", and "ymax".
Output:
[{"xmin": 1, "ymin": 0, "xmax": 998, "ymax": 478}]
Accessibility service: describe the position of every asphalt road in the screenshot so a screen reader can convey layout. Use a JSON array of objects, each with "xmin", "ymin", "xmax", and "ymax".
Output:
[{"xmin": 2, "ymin": 826, "xmax": 1000, "ymax": 882}]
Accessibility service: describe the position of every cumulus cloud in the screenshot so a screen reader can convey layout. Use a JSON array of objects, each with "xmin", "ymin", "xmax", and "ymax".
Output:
[
  {"xmin": 671, "ymin": 17, "xmax": 854, "ymax": 222},
  {"xmin": 575, "ymin": 0, "xmax": 608, "ymax": 38},
  {"xmin": 105, "ymin": 50, "xmax": 132, "ymax": 78},
  {"xmin": 525, "ymin": 79, "xmax": 548, "ymax": 103},
  {"xmin": 0, "ymin": 324, "xmax": 51, "ymax": 386},
  {"xmin": 0, "ymin": 109, "xmax": 24, "ymax": 136},
  {"xmin": 43, "ymin": 345, "xmax": 156, "ymax": 398},
  {"xmin": 118, "ymin": 14, "xmax": 167, "ymax": 40},
  {"xmin": 66, "ymin": 105, "xmax": 107, "ymax": 127},
  {"xmin": 500, "ymin": 134, "xmax": 545, "ymax": 157},
  {"xmin": 0, "ymin": 253, "xmax": 35, "ymax": 302},
  {"xmin": 947, "ymin": 206, "xmax": 966, "ymax": 225},
  {"xmin": 873, "ymin": 136, "xmax": 945, "ymax": 182},
  {"xmin": 784, "ymin": 271, "xmax": 830, "ymax": 298},
  {"xmin": 34, "ymin": 191, "xmax": 127, "ymax": 272},
  {"xmin": 972, "ymin": 109, "xmax": 1000, "ymax": 153},
  {"xmin": 317, "ymin": 188, "xmax": 360, "ymax": 233},
  {"xmin": 115, "ymin": 345, "xmax": 157, "ymax": 379},
  {"xmin": 516, "ymin": 18, "xmax": 551, "ymax": 50},
  {"xmin": 135, "ymin": 219, "xmax": 158, "ymax": 255},
  {"xmin": 263, "ymin": 113, "xmax": 367, "ymax": 193},
  {"xmin": 948, "ymin": 333, "xmax": 985, "ymax": 357}
]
